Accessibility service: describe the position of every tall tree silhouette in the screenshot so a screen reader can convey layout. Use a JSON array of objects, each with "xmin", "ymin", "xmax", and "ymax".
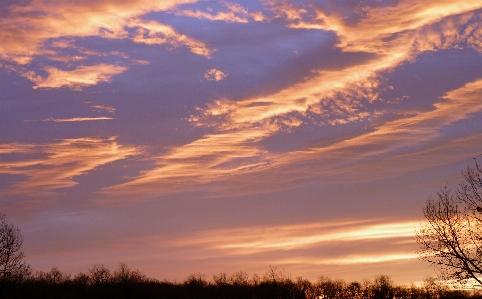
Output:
[
  {"xmin": 417, "ymin": 159, "xmax": 482, "ymax": 287},
  {"xmin": 0, "ymin": 212, "xmax": 31, "ymax": 295}
]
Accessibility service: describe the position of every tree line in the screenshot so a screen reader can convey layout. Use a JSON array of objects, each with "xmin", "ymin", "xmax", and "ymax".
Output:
[{"xmin": 2, "ymin": 263, "xmax": 482, "ymax": 299}]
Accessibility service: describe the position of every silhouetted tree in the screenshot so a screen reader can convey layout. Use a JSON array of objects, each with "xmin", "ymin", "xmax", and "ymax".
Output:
[
  {"xmin": 315, "ymin": 276, "xmax": 345, "ymax": 299},
  {"xmin": 422, "ymin": 277, "xmax": 446, "ymax": 299},
  {"xmin": 89, "ymin": 264, "xmax": 111, "ymax": 286},
  {"xmin": 112, "ymin": 263, "xmax": 145, "ymax": 284},
  {"xmin": 417, "ymin": 160, "xmax": 482, "ymax": 287},
  {"xmin": 35, "ymin": 266, "xmax": 71, "ymax": 284},
  {"xmin": 213, "ymin": 272, "xmax": 229, "ymax": 287},
  {"xmin": 0, "ymin": 212, "xmax": 31, "ymax": 286},
  {"xmin": 296, "ymin": 277, "xmax": 315, "ymax": 299},
  {"xmin": 345, "ymin": 281, "xmax": 363, "ymax": 299},
  {"xmin": 372, "ymin": 275, "xmax": 394, "ymax": 299}
]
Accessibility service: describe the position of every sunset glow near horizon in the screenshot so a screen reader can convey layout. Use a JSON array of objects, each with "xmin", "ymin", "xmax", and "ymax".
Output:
[{"xmin": 1, "ymin": 0, "xmax": 482, "ymax": 285}]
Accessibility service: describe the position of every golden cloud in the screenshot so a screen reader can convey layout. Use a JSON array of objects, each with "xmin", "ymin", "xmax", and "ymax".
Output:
[
  {"xmin": 131, "ymin": 20, "xmax": 214, "ymax": 58},
  {"xmin": 90, "ymin": 105, "xmax": 116, "ymax": 114},
  {"xmin": 0, "ymin": 0, "xmax": 214, "ymax": 87},
  {"xmin": 279, "ymin": 253, "xmax": 420, "ymax": 266},
  {"xmin": 286, "ymin": 0, "xmax": 482, "ymax": 53},
  {"xmin": 163, "ymin": 219, "xmax": 421, "ymax": 265},
  {"xmin": 0, "ymin": 137, "xmax": 141, "ymax": 195},
  {"xmin": 0, "ymin": 0, "xmax": 202, "ymax": 59},
  {"xmin": 103, "ymin": 128, "xmax": 272, "ymax": 197},
  {"xmin": 42, "ymin": 117, "xmax": 115, "ymax": 122},
  {"xmin": 177, "ymin": 2, "xmax": 264, "ymax": 23},
  {"xmin": 204, "ymin": 68, "xmax": 228, "ymax": 81},
  {"xmin": 24, "ymin": 64, "xmax": 127, "ymax": 90},
  {"xmin": 103, "ymin": 1, "xmax": 482, "ymax": 198}
]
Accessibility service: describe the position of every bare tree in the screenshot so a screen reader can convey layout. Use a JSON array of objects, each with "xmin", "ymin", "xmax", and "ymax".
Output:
[
  {"xmin": 89, "ymin": 264, "xmax": 111, "ymax": 286},
  {"xmin": 416, "ymin": 159, "xmax": 482, "ymax": 287},
  {"xmin": 0, "ymin": 212, "xmax": 31, "ymax": 284},
  {"xmin": 112, "ymin": 263, "xmax": 145, "ymax": 284}
]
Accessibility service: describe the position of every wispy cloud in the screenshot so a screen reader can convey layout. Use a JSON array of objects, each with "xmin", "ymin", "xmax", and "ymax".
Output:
[
  {"xmin": 103, "ymin": 128, "xmax": 271, "ymax": 197},
  {"xmin": 204, "ymin": 68, "xmax": 228, "ymax": 81},
  {"xmin": 278, "ymin": 0, "xmax": 482, "ymax": 53},
  {"xmin": 102, "ymin": 1, "xmax": 482, "ymax": 199},
  {"xmin": 0, "ymin": 0, "xmax": 214, "ymax": 88},
  {"xmin": 131, "ymin": 20, "xmax": 214, "ymax": 57},
  {"xmin": 176, "ymin": 2, "xmax": 264, "ymax": 23},
  {"xmin": 23, "ymin": 64, "xmax": 128, "ymax": 90},
  {"xmin": 90, "ymin": 105, "xmax": 115, "ymax": 114},
  {"xmin": 0, "ymin": 138, "xmax": 141, "ymax": 195},
  {"xmin": 0, "ymin": 0, "xmax": 202, "ymax": 61},
  {"xmin": 163, "ymin": 219, "xmax": 421, "ymax": 265},
  {"xmin": 43, "ymin": 117, "xmax": 115, "ymax": 122},
  {"xmin": 280, "ymin": 253, "xmax": 420, "ymax": 266}
]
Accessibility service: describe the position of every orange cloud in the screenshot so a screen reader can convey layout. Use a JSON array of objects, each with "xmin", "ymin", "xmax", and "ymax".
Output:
[
  {"xmin": 0, "ymin": 0, "xmax": 201, "ymax": 59},
  {"xmin": 0, "ymin": 0, "xmax": 213, "ymax": 87},
  {"xmin": 0, "ymin": 137, "xmax": 141, "ymax": 195},
  {"xmin": 42, "ymin": 117, "xmax": 115, "ymax": 122},
  {"xmin": 255, "ymin": 79, "xmax": 482, "ymax": 187},
  {"xmin": 263, "ymin": 0, "xmax": 308, "ymax": 21},
  {"xmin": 204, "ymin": 68, "xmax": 228, "ymax": 81},
  {"xmin": 190, "ymin": 2, "xmax": 480, "ymax": 132},
  {"xmin": 279, "ymin": 253, "xmax": 420, "ymax": 266},
  {"xmin": 102, "ymin": 1, "xmax": 482, "ymax": 199},
  {"xmin": 90, "ymin": 105, "xmax": 116, "ymax": 114},
  {"xmin": 131, "ymin": 20, "xmax": 214, "ymax": 57},
  {"xmin": 103, "ymin": 128, "xmax": 271, "ymax": 197},
  {"xmin": 177, "ymin": 2, "xmax": 264, "ymax": 23},
  {"xmin": 163, "ymin": 219, "xmax": 421, "ymax": 265},
  {"xmin": 23, "ymin": 64, "xmax": 127, "ymax": 90},
  {"xmin": 285, "ymin": 1, "xmax": 482, "ymax": 53}
]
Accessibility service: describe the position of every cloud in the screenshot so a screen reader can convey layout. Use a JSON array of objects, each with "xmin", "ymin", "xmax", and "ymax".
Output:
[
  {"xmin": 131, "ymin": 20, "xmax": 214, "ymax": 57},
  {"xmin": 0, "ymin": 137, "xmax": 141, "ymax": 195},
  {"xmin": 164, "ymin": 219, "xmax": 421, "ymax": 265},
  {"xmin": 42, "ymin": 117, "xmax": 115, "ymax": 122},
  {"xmin": 0, "ymin": 143, "xmax": 37, "ymax": 154},
  {"xmin": 204, "ymin": 68, "xmax": 228, "ymax": 81},
  {"xmin": 0, "ymin": 0, "xmax": 203, "ymax": 60},
  {"xmin": 238, "ymin": 78, "xmax": 482, "ymax": 189},
  {"xmin": 263, "ymin": 0, "xmax": 308, "ymax": 21},
  {"xmin": 101, "ymin": 1, "xmax": 482, "ymax": 199},
  {"xmin": 282, "ymin": 1, "xmax": 482, "ymax": 52},
  {"xmin": 90, "ymin": 105, "xmax": 115, "ymax": 114},
  {"xmin": 23, "ymin": 64, "xmax": 128, "ymax": 90},
  {"xmin": 280, "ymin": 253, "xmax": 420, "ymax": 266},
  {"xmin": 176, "ymin": 2, "xmax": 264, "ymax": 23},
  {"xmin": 195, "ymin": 63, "xmax": 389, "ymax": 129},
  {"xmin": 0, "ymin": 0, "xmax": 214, "ymax": 88},
  {"xmin": 102, "ymin": 128, "xmax": 272, "ymax": 198},
  {"xmin": 189, "ymin": 2, "xmax": 477, "ymax": 132}
]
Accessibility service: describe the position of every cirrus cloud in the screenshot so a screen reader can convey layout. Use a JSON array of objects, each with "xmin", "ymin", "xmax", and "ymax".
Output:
[
  {"xmin": 23, "ymin": 64, "xmax": 128, "ymax": 90},
  {"xmin": 0, "ymin": 137, "xmax": 141, "ymax": 195}
]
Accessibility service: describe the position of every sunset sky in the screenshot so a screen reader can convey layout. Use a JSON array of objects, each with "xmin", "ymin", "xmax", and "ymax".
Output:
[{"xmin": 1, "ymin": 0, "xmax": 482, "ymax": 285}]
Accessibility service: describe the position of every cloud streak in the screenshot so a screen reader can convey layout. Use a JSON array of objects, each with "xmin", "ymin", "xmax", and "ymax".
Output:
[
  {"xmin": 0, "ymin": 138, "xmax": 141, "ymax": 195},
  {"xmin": 176, "ymin": 2, "xmax": 264, "ymax": 23},
  {"xmin": 163, "ymin": 219, "xmax": 421, "ymax": 265},
  {"xmin": 204, "ymin": 69, "xmax": 228, "ymax": 81},
  {"xmin": 103, "ymin": 1, "xmax": 482, "ymax": 199},
  {"xmin": 131, "ymin": 19, "xmax": 215, "ymax": 57},
  {"xmin": 0, "ymin": 0, "xmax": 214, "ymax": 88},
  {"xmin": 42, "ymin": 117, "xmax": 115, "ymax": 122},
  {"xmin": 24, "ymin": 64, "xmax": 127, "ymax": 90}
]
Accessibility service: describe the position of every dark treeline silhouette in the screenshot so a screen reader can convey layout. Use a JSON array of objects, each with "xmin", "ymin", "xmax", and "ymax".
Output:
[{"xmin": 3, "ymin": 264, "xmax": 482, "ymax": 299}]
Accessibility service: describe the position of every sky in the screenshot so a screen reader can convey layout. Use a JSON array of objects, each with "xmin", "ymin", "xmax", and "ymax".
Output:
[{"xmin": 1, "ymin": 0, "xmax": 482, "ymax": 286}]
